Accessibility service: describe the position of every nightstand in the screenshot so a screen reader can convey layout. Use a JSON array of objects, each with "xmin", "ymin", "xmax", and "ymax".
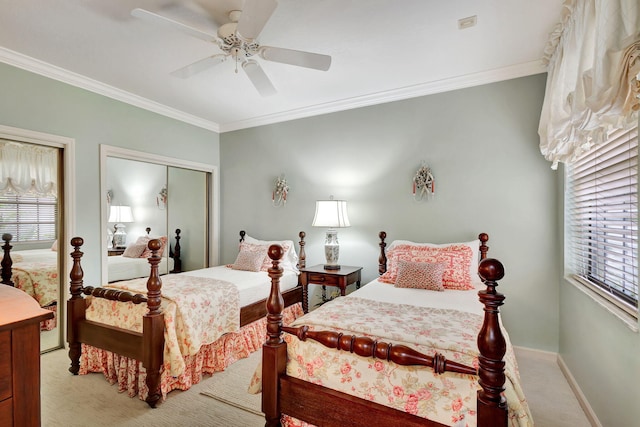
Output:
[
  {"xmin": 299, "ymin": 265, "xmax": 362, "ymax": 313},
  {"xmin": 107, "ymin": 248, "xmax": 125, "ymax": 256}
]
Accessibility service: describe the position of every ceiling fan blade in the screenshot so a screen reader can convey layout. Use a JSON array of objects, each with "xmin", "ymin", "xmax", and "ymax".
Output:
[
  {"xmin": 242, "ymin": 60, "xmax": 277, "ymax": 97},
  {"xmin": 171, "ymin": 54, "xmax": 227, "ymax": 78},
  {"xmin": 235, "ymin": 0, "xmax": 277, "ymax": 41},
  {"xmin": 131, "ymin": 8, "xmax": 217, "ymax": 43},
  {"xmin": 260, "ymin": 46, "xmax": 331, "ymax": 71}
]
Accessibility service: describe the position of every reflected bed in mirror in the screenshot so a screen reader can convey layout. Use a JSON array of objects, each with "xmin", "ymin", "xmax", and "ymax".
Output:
[
  {"xmin": 1, "ymin": 234, "xmax": 59, "ymax": 345},
  {"xmin": 107, "ymin": 228, "xmax": 182, "ymax": 283}
]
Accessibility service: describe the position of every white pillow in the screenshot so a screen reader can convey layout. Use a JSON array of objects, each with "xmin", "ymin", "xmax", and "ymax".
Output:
[
  {"xmin": 387, "ymin": 239, "xmax": 481, "ymax": 285},
  {"xmin": 243, "ymin": 235, "xmax": 299, "ymax": 273}
]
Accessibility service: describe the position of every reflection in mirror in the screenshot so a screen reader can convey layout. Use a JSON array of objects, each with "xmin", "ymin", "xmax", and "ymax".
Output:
[
  {"xmin": 168, "ymin": 167, "xmax": 208, "ymax": 272},
  {"xmin": 0, "ymin": 139, "xmax": 62, "ymax": 352},
  {"xmin": 103, "ymin": 153, "xmax": 210, "ymax": 283},
  {"xmin": 106, "ymin": 157, "xmax": 170, "ymax": 282}
]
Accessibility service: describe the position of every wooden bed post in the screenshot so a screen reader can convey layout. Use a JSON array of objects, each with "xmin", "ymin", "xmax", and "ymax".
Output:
[
  {"xmin": 143, "ymin": 239, "xmax": 165, "ymax": 408},
  {"xmin": 67, "ymin": 237, "xmax": 85, "ymax": 375},
  {"xmin": 170, "ymin": 228, "xmax": 182, "ymax": 273},
  {"xmin": 478, "ymin": 233, "xmax": 489, "ymax": 261},
  {"xmin": 476, "ymin": 258, "xmax": 508, "ymax": 426},
  {"xmin": 378, "ymin": 231, "xmax": 387, "ymax": 275},
  {"xmin": 297, "ymin": 231, "xmax": 306, "ymax": 269},
  {"xmin": 263, "ymin": 244, "xmax": 286, "ymax": 427},
  {"xmin": 1, "ymin": 233, "xmax": 14, "ymax": 286},
  {"xmin": 240, "ymin": 230, "xmax": 246, "ymax": 242}
]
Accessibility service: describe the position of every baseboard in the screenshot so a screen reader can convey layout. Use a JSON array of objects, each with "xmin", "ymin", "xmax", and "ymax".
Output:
[
  {"xmin": 512, "ymin": 345, "xmax": 557, "ymax": 361},
  {"xmin": 555, "ymin": 355, "xmax": 602, "ymax": 427}
]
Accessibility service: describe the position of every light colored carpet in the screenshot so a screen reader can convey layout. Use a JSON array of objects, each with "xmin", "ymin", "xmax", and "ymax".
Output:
[{"xmin": 41, "ymin": 347, "xmax": 592, "ymax": 426}]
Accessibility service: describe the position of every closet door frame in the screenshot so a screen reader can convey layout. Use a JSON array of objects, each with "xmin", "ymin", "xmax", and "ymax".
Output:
[{"xmin": 99, "ymin": 144, "xmax": 218, "ymax": 284}]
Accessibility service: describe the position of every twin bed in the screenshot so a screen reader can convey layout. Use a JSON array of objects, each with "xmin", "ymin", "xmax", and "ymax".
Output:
[
  {"xmin": 65, "ymin": 230, "xmax": 531, "ymax": 427},
  {"xmin": 67, "ymin": 230, "xmax": 305, "ymax": 407}
]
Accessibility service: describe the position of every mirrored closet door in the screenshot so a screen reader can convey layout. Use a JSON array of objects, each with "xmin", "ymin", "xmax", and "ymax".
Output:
[
  {"xmin": 101, "ymin": 146, "xmax": 213, "ymax": 284},
  {"xmin": 0, "ymin": 131, "xmax": 71, "ymax": 354}
]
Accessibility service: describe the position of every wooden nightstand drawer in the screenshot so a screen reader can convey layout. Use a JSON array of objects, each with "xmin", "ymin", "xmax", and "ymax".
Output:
[{"xmin": 307, "ymin": 273, "xmax": 340, "ymax": 286}]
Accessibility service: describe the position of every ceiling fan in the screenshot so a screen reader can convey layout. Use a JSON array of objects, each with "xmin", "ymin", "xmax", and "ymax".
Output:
[{"xmin": 131, "ymin": 0, "xmax": 332, "ymax": 96}]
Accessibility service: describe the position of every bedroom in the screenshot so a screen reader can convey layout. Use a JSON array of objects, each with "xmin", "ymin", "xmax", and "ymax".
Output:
[{"xmin": 0, "ymin": 1, "xmax": 638, "ymax": 426}]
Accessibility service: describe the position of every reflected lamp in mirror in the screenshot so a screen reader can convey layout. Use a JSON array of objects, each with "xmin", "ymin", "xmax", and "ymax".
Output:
[
  {"xmin": 312, "ymin": 196, "xmax": 350, "ymax": 270},
  {"xmin": 108, "ymin": 205, "xmax": 134, "ymax": 248}
]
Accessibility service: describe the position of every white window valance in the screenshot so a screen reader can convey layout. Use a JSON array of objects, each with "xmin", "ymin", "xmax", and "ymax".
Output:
[
  {"xmin": 0, "ymin": 139, "xmax": 58, "ymax": 197},
  {"xmin": 538, "ymin": 0, "xmax": 640, "ymax": 169}
]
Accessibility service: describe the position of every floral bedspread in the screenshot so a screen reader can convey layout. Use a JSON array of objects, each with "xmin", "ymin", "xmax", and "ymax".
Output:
[
  {"xmin": 251, "ymin": 296, "xmax": 532, "ymax": 427},
  {"xmin": 85, "ymin": 275, "xmax": 240, "ymax": 377},
  {"xmin": 12, "ymin": 262, "xmax": 59, "ymax": 307}
]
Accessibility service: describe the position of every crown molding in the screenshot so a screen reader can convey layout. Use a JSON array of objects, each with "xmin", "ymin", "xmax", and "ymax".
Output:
[
  {"xmin": 220, "ymin": 60, "xmax": 547, "ymax": 132},
  {"xmin": 1, "ymin": 46, "xmax": 545, "ymax": 134},
  {"xmin": 0, "ymin": 47, "xmax": 220, "ymax": 133}
]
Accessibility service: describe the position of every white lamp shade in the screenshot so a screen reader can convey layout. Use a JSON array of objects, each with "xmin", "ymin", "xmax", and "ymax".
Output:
[
  {"xmin": 312, "ymin": 200, "xmax": 350, "ymax": 228},
  {"xmin": 108, "ymin": 205, "xmax": 134, "ymax": 223}
]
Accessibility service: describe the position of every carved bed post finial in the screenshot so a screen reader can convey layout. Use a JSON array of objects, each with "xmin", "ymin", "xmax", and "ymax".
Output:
[
  {"xmin": 378, "ymin": 231, "xmax": 387, "ymax": 275},
  {"xmin": 478, "ymin": 233, "xmax": 489, "ymax": 261},
  {"xmin": 67, "ymin": 237, "xmax": 85, "ymax": 375},
  {"xmin": 298, "ymin": 231, "xmax": 306, "ymax": 269},
  {"xmin": 143, "ymin": 239, "xmax": 164, "ymax": 407},
  {"xmin": 239, "ymin": 230, "xmax": 246, "ymax": 243},
  {"xmin": 263, "ymin": 244, "xmax": 287, "ymax": 427},
  {"xmin": 1, "ymin": 233, "xmax": 14, "ymax": 286},
  {"xmin": 476, "ymin": 258, "xmax": 508, "ymax": 426}
]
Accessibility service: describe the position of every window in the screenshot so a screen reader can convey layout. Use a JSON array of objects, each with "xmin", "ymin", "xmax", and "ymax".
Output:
[
  {"xmin": 0, "ymin": 193, "xmax": 57, "ymax": 242},
  {"xmin": 566, "ymin": 122, "xmax": 638, "ymax": 314}
]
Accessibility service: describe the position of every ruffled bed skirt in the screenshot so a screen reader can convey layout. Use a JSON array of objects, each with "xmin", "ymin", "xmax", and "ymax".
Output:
[
  {"xmin": 41, "ymin": 303, "xmax": 57, "ymax": 331},
  {"xmin": 79, "ymin": 302, "xmax": 303, "ymax": 401}
]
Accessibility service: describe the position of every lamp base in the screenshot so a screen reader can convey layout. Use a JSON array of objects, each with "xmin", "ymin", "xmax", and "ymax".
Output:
[
  {"xmin": 112, "ymin": 223, "xmax": 127, "ymax": 249},
  {"xmin": 324, "ymin": 264, "xmax": 341, "ymax": 270}
]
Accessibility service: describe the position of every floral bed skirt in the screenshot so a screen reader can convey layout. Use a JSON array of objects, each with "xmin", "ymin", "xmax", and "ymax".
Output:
[
  {"xmin": 79, "ymin": 302, "xmax": 303, "ymax": 401},
  {"xmin": 41, "ymin": 303, "xmax": 57, "ymax": 331}
]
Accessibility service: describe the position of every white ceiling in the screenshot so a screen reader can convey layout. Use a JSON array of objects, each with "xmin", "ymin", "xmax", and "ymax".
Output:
[{"xmin": 0, "ymin": 0, "xmax": 562, "ymax": 133}]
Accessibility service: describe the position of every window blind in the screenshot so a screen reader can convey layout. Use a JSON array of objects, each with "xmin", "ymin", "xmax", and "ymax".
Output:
[
  {"xmin": 0, "ymin": 193, "xmax": 57, "ymax": 242},
  {"xmin": 566, "ymin": 123, "xmax": 638, "ymax": 311}
]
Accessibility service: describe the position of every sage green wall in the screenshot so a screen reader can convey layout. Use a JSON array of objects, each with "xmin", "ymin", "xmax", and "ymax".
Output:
[
  {"xmin": 0, "ymin": 62, "xmax": 219, "ymax": 285},
  {"xmin": 556, "ymin": 118, "xmax": 640, "ymax": 427},
  {"xmin": 221, "ymin": 73, "xmax": 560, "ymax": 351}
]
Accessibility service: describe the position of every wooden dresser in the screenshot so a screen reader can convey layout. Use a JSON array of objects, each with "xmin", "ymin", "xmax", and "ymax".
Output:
[{"xmin": 0, "ymin": 286, "xmax": 54, "ymax": 427}]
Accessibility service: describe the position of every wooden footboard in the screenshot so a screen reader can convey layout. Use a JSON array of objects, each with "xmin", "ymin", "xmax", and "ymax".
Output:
[
  {"xmin": 67, "ymin": 237, "xmax": 165, "ymax": 408},
  {"xmin": 262, "ymin": 233, "xmax": 508, "ymax": 427}
]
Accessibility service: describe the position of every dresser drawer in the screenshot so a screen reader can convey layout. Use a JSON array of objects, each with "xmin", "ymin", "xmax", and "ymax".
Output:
[
  {"xmin": 0, "ymin": 331, "xmax": 11, "ymax": 401},
  {"xmin": 307, "ymin": 273, "xmax": 340, "ymax": 286}
]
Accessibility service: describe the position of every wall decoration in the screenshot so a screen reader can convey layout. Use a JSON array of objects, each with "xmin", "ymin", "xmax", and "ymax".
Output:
[
  {"xmin": 412, "ymin": 162, "xmax": 435, "ymax": 201},
  {"xmin": 272, "ymin": 174, "xmax": 289, "ymax": 207},
  {"xmin": 157, "ymin": 185, "xmax": 168, "ymax": 210}
]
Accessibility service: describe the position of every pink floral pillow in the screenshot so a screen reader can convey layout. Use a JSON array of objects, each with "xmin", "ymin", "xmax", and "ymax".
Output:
[
  {"xmin": 122, "ymin": 242, "xmax": 146, "ymax": 258},
  {"xmin": 232, "ymin": 247, "xmax": 267, "ymax": 272},
  {"xmin": 259, "ymin": 242, "xmax": 291, "ymax": 272},
  {"xmin": 140, "ymin": 236, "xmax": 167, "ymax": 258},
  {"xmin": 380, "ymin": 244, "xmax": 474, "ymax": 290},
  {"xmin": 394, "ymin": 260, "xmax": 445, "ymax": 291}
]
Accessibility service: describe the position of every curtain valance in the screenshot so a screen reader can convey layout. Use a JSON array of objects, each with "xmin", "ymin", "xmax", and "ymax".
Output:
[
  {"xmin": 0, "ymin": 139, "xmax": 58, "ymax": 197},
  {"xmin": 538, "ymin": 0, "xmax": 640, "ymax": 169}
]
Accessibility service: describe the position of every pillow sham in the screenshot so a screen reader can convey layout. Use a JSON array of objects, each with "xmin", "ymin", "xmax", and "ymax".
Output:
[
  {"xmin": 394, "ymin": 260, "xmax": 445, "ymax": 291},
  {"xmin": 231, "ymin": 245, "xmax": 267, "ymax": 272},
  {"xmin": 386, "ymin": 239, "xmax": 481, "ymax": 285},
  {"xmin": 139, "ymin": 235, "xmax": 167, "ymax": 258},
  {"xmin": 51, "ymin": 239, "xmax": 58, "ymax": 251},
  {"xmin": 243, "ymin": 235, "xmax": 299, "ymax": 273},
  {"xmin": 380, "ymin": 243, "xmax": 475, "ymax": 290},
  {"xmin": 122, "ymin": 242, "xmax": 146, "ymax": 258}
]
